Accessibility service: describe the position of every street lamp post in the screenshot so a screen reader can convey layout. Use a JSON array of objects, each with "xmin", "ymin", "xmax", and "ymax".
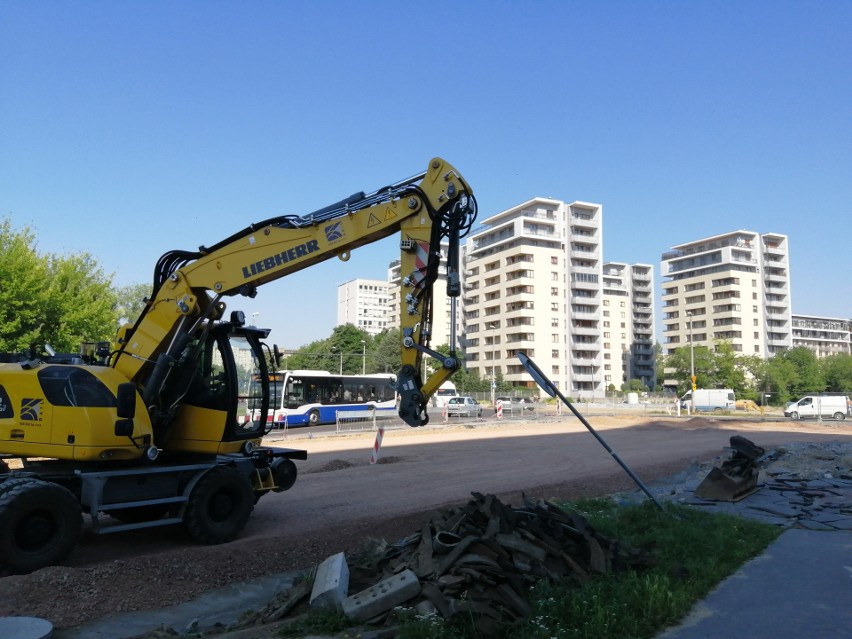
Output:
[
  {"xmin": 331, "ymin": 347, "xmax": 343, "ymax": 374},
  {"xmin": 361, "ymin": 340, "xmax": 366, "ymax": 375},
  {"xmin": 687, "ymin": 311, "xmax": 696, "ymax": 414}
]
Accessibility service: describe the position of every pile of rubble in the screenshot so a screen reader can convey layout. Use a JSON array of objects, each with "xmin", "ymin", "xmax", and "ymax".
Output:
[{"xmin": 232, "ymin": 492, "xmax": 651, "ymax": 637}]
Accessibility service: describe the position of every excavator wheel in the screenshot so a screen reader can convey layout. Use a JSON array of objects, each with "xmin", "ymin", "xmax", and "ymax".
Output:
[
  {"xmin": 183, "ymin": 465, "xmax": 255, "ymax": 545},
  {"xmin": 0, "ymin": 477, "xmax": 82, "ymax": 574}
]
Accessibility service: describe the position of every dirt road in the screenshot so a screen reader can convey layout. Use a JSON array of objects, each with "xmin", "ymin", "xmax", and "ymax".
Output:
[{"xmin": 3, "ymin": 414, "xmax": 850, "ymax": 629}]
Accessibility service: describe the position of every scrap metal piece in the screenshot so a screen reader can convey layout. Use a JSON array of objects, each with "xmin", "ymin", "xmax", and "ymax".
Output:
[{"xmin": 695, "ymin": 436, "xmax": 765, "ymax": 501}]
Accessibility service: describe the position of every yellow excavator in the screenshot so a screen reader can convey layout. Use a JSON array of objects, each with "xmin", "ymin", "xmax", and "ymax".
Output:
[{"xmin": 0, "ymin": 158, "xmax": 476, "ymax": 573}]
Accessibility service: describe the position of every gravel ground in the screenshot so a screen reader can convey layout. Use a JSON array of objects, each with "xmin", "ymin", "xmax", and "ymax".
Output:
[{"xmin": 1, "ymin": 415, "xmax": 849, "ymax": 631}]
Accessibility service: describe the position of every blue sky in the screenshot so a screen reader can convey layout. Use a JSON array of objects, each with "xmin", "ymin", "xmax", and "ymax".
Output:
[{"xmin": 2, "ymin": 2, "xmax": 850, "ymax": 350}]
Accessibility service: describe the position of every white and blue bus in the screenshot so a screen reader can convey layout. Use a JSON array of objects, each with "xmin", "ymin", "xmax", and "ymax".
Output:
[{"xmin": 256, "ymin": 370, "xmax": 397, "ymax": 427}]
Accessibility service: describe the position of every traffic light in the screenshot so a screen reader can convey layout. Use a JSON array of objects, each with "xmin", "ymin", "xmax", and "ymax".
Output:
[{"xmin": 691, "ymin": 375, "xmax": 697, "ymax": 391}]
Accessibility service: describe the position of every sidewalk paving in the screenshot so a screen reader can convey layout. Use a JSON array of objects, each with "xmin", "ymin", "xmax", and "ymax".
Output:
[{"xmin": 657, "ymin": 528, "xmax": 852, "ymax": 639}]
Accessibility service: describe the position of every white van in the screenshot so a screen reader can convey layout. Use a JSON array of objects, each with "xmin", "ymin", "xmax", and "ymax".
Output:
[
  {"xmin": 784, "ymin": 395, "xmax": 849, "ymax": 421},
  {"xmin": 680, "ymin": 388, "xmax": 736, "ymax": 412},
  {"xmin": 432, "ymin": 381, "xmax": 457, "ymax": 408}
]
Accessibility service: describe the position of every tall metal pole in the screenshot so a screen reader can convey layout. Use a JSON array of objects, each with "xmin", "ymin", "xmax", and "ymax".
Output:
[
  {"xmin": 517, "ymin": 352, "xmax": 666, "ymax": 512},
  {"xmin": 361, "ymin": 340, "xmax": 366, "ymax": 375},
  {"xmin": 688, "ymin": 312, "xmax": 695, "ymax": 414}
]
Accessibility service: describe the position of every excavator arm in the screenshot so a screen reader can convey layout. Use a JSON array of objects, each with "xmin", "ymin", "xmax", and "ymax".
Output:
[{"xmin": 112, "ymin": 157, "xmax": 476, "ymax": 429}]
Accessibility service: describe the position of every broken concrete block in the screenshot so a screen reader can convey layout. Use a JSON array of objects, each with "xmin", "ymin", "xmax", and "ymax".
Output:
[
  {"xmin": 342, "ymin": 569, "xmax": 421, "ymax": 621},
  {"xmin": 309, "ymin": 552, "xmax": 350, "ymax": 610}
]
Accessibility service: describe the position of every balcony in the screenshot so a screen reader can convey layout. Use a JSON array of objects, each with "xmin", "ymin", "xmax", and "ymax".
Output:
[
  {"xmin": 572, "ymin": 309, "xmax": 599, "ymax": 320},
  {"xmin": 571, "ymin": 325, "xmax": 599, "ymax": 336},
  {"xmin": 570, "ymin": 247, "xmax": 601, "ymax": 260},
  {"xmin": 571, "ymin": 373, "xmax": 598, "ymax": 382},
  {"xmin": 571, "ymin": 278, "xmax": 599, "ymax": 291}
]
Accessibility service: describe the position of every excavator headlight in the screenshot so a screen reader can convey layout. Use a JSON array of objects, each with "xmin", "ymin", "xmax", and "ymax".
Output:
[
  {"xmin": 145, "ymin": 446, "xmax": 160, "ymax": 462},
  {"xmin": 231, "ymin": 310, "xmax": 246, "ymax": 326}
]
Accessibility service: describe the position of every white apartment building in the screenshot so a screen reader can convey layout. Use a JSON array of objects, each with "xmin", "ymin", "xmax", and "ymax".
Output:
[
  {"xmin": 336, "ymin": 278, "xmax": 391, "ymax": 336},
  {"xmin": 602, "ymin": 262, "xmax": 656, "ymax": 390},
  {"xmin": 386, "ymin": 242, "xmax": 459, "ymax": 349},
  {"xmin": 462, "ymin": 198, "xmax": 611, "ymax": 397},
  {"xmin": 791, "ymin": 314, "xmax": 851, "ymax": 357},
  {"xmin": 660, "ymin": 230, "xmax": 793, "ymax": 359}
]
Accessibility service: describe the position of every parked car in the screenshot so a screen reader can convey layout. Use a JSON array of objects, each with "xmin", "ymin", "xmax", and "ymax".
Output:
[
  {"xmin": 494, "ymin": 396, "xmax": 535, "ymax": 414},
  {"xmin": 445, "ymin": 396, "xmax": 483, "ymax": 418}
]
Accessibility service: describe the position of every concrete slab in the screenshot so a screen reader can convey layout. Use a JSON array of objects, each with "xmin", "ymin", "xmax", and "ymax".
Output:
[
  {"xmin": 657, "ymin": 530, "xmax": 852, "ymax": 639},
  {"xmin": 0, "ymin": 617, "xmax": 54, "ymax": 639},
  {"xmin": 309, "ymin": 552, "xmax": 349, "ymax": 609},
  {"xmin": 343, "ymin": 569, "xmax": 421, "ymax": 622}
]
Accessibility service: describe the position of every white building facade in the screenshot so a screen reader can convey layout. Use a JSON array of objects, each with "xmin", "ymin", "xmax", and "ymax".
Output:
[
  {"xmin": 462, "ymin": 198, "xmax": 623, "ymax": 397},
  {"xmin": 602, "ymin": 262, "xmax": 656, "ymax": 390},
  {"xmin": 660, "ymin": 230, "xmax": 793, "ymax": 359},
  {"xmin": 791, "ymin": 314, "xmax": 851, "ymax": 357},
  {"xmin": 336, "ymin": 278, "xmax": 392, "ymax": 336}
]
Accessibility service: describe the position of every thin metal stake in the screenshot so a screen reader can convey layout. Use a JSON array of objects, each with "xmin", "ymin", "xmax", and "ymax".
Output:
[{"xmin": 517, "ymin": 353, "xmax": 666, "ymax": 512}]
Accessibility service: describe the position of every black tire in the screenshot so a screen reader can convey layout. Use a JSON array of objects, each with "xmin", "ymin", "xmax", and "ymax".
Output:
[
  {"xmin": 307, "ymin": 409, "xmax": 321, "ymax": 426},
  {"xmin": 790, "ymin": 411, "xmax": 799, "ymax": 419},
  {"xmin": 0, "ymin": 478, "xmax": 82, "ymax": 574},
  {"xmin": 183, "ymin": 466, "xmax": 254, "ymax": 545},
  {"xmin": 833, "ymin": 412, "xmax": 845, "ymax": 421}
]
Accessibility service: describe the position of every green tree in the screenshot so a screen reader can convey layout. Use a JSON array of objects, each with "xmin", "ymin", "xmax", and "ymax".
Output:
[
  {"xmin": 713, "ymin": 341, "xmax": 750, "ymax": 395},
  {"xmin": 286, "ymin": 324, "xmax": 372, "ymax": 374},
  {"xmin": 776, "ymin": 347, "xmax": 825, "ymax": 397},
  {"xmin": 115, "ymin": 282, "xmax": 152, "ymax": 326},
  {"xmin": 0, "ymin": 219, "xmax": 48, "ymax": 353},
  {"xmin": 371, "ymin": 328, "xmax": 402, "ymax": 374},
  {"xmin": 758, "ymin": 353, "xmax": 798, "ymax": 405},
  {"xmin": 820, "ymin": 353, "xmax": 852, "ymax": 393},
  {"xmin": 41, "ymin": 253, "xmax": 118, "ymax": 352},
  {"xmin": 660, "ymin": 344, "xmax": 715, "ymax": 393},
  {"xmin": 0, "ymin": 218, "xmax": 118, "ymax": 354},
  {"xmin": 622, "ymin": 378, "xmax": 647, "ymax": 392}
]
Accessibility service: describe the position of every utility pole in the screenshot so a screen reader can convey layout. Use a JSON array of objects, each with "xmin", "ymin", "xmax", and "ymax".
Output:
[{"xmin": 688, "ymin": 311, "xmax": 696, "ymax": 414}]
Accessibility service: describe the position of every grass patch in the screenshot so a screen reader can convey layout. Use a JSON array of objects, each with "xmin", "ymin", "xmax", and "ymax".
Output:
[
  {"xmin": 278, "ymin": 500, "xmax": 780, "ymax": 639},
  {"xmin": 277, "ymin": 606, "xmax": 350, "ymax": 637}
]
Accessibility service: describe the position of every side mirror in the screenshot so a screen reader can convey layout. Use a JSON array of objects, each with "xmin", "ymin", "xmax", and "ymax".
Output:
[
  {"xmin": 116, "ymin": 382, "xmax": 137, "ymax": 419},
  {"xmin": 273, "ymin": 344, "xmax": 282, "ymax": 368},
  {"xmin": 114, "ymin": 418, "xmax": 134, "ymax": 438}
]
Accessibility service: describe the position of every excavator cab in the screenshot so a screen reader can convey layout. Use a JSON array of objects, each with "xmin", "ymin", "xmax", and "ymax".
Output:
[{"xmin": 157, "ymin": 318, "xmax": 276, "ymax": 455}]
